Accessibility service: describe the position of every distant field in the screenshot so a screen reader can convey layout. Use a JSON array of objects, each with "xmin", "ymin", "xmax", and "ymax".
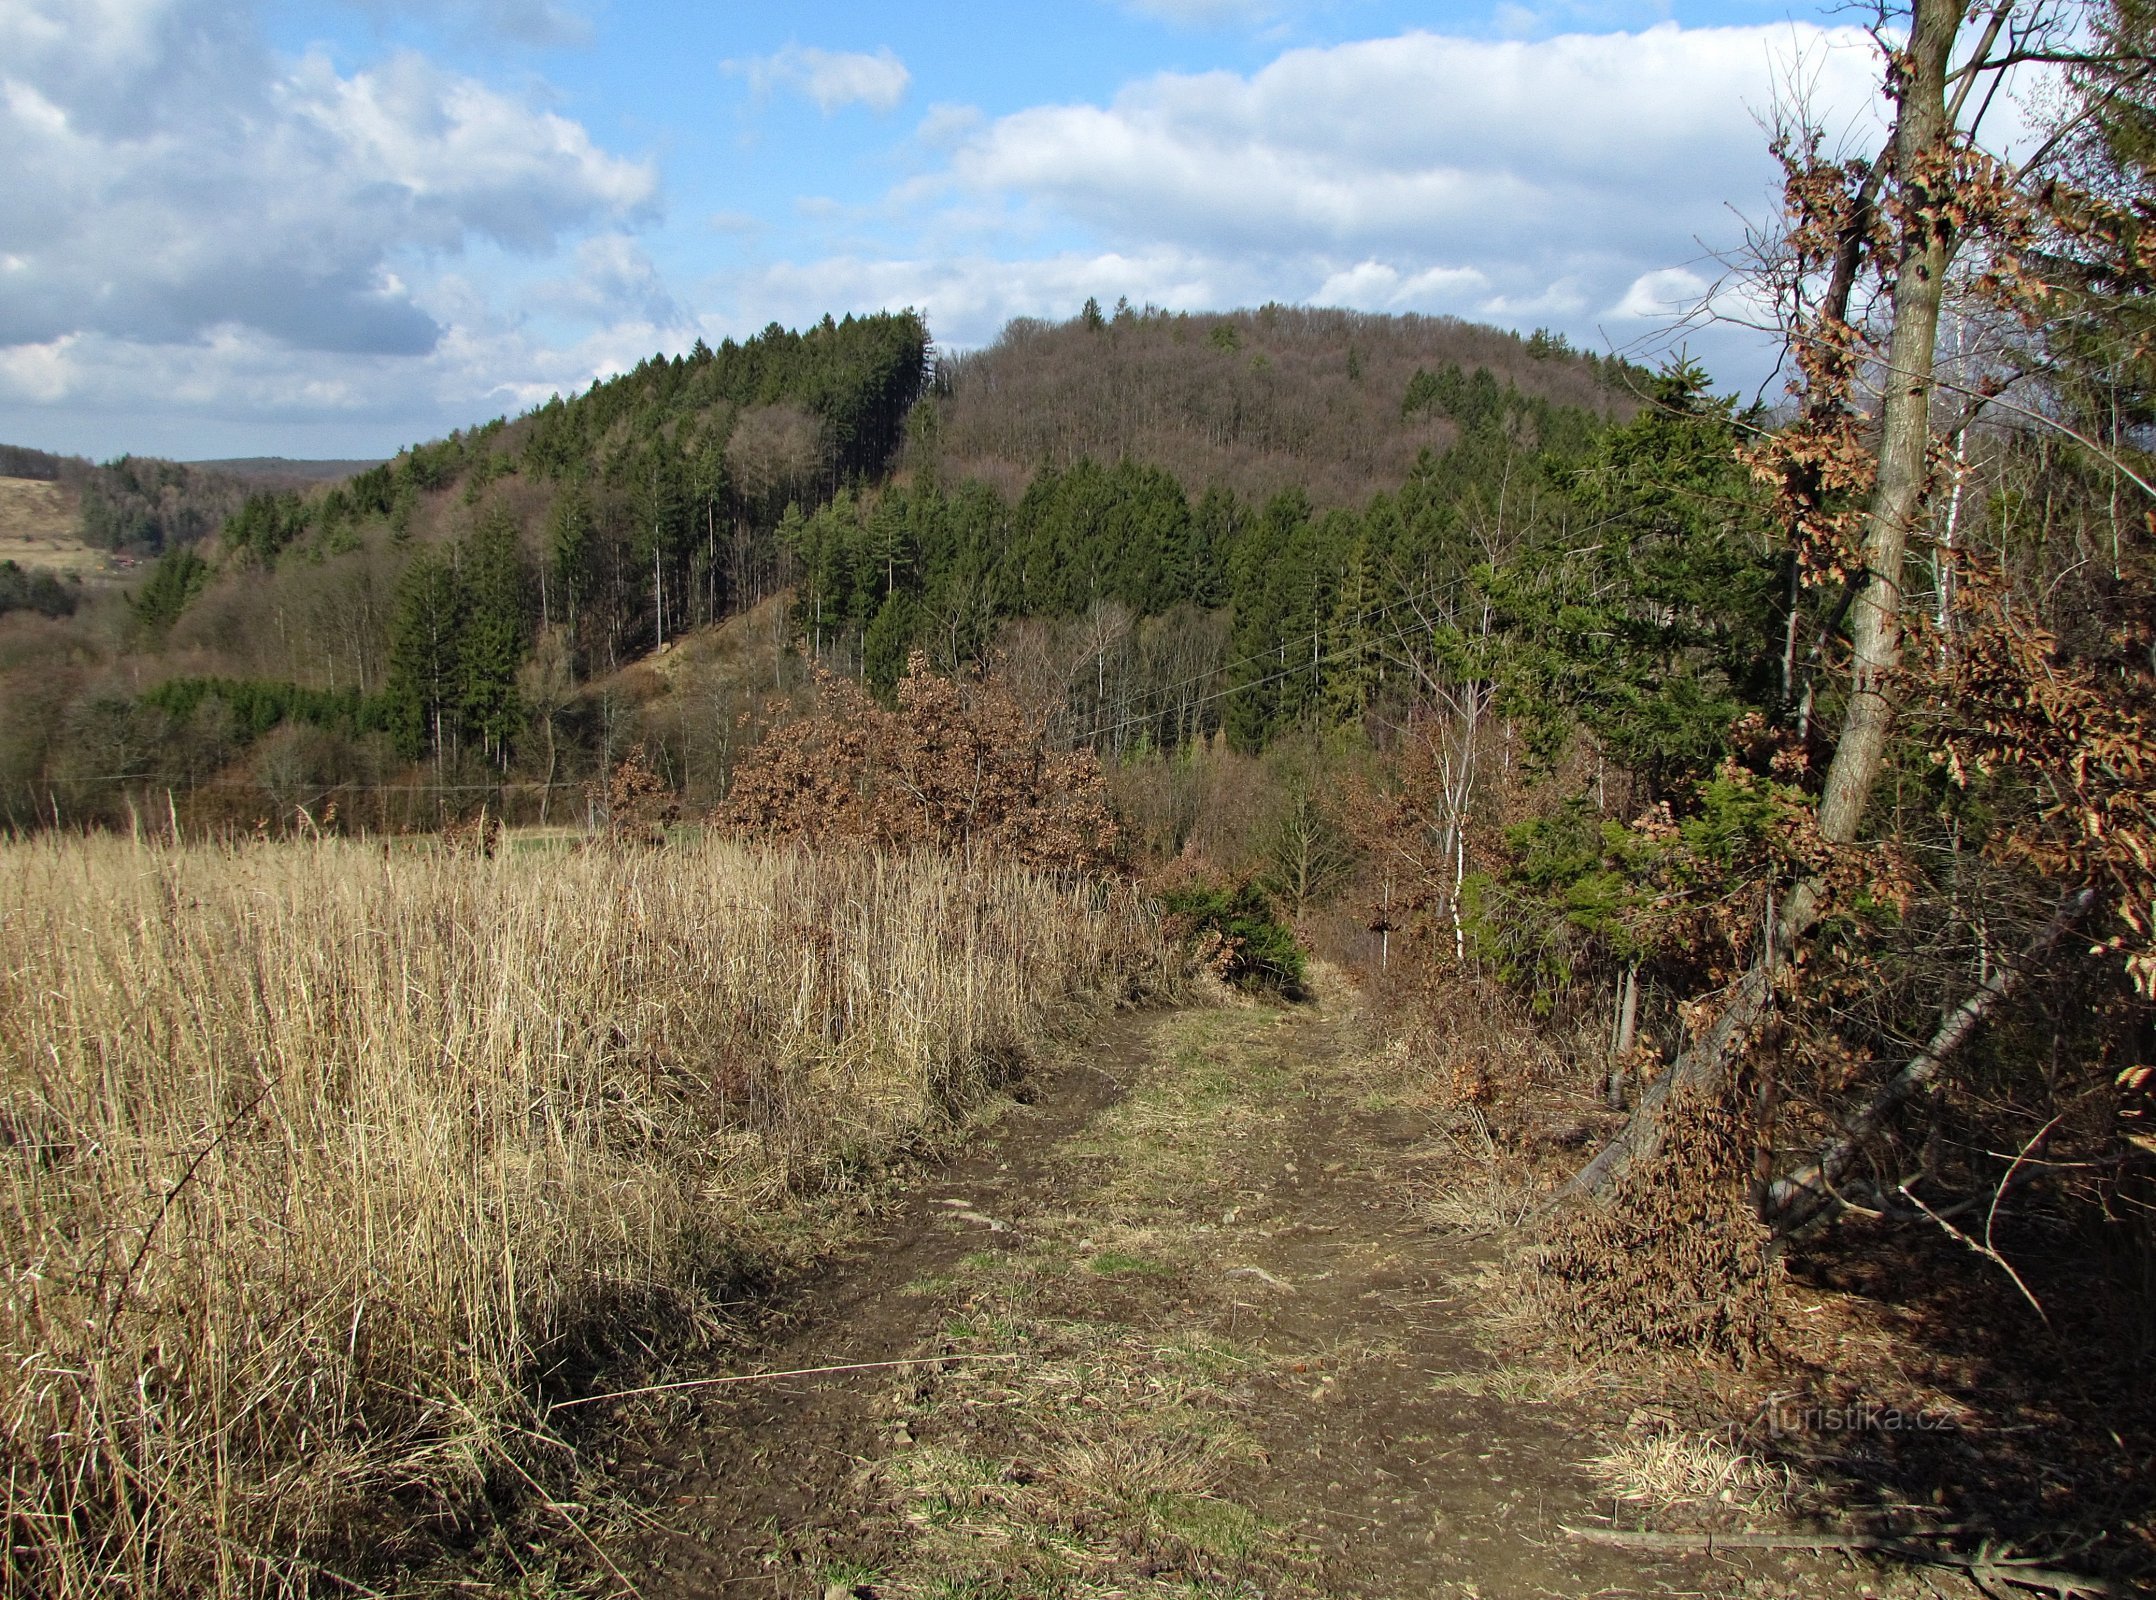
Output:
[{"xmin": 0, "ymin": 474, "xmax": 110, "ymax": 582}]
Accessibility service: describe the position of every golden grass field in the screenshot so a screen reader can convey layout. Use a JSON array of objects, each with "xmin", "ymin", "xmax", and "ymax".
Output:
[
  {"xmin": 0, "ymin": 476, "xmax": 109, "ymax": 582},
  {"xmin": 0, "ymin": 835, "xmax": 1173, "ymax": 1596}
]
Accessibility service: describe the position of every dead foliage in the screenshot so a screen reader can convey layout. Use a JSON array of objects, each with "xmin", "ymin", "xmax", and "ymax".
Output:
[
  {"xmin": 717, "ymin": 651, "xmax": 1119, "ymax": 872},
  {"xmin": 1533, "ymin": 1088, "xmax": 1778, "ymax": 1364},
  {"xmin": 590, "ymin": 743, "xmax": 678, "ymax": 844},
  {"xmin": 438, "ymin": 802, "xmax": 501, "ymax": 857},
  {"xmin": 0, "ymin": 834, "xmax": 1171, "ymax": 1598}
]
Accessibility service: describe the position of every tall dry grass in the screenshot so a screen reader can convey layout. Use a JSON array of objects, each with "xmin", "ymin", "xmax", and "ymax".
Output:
[{"xmin": 0, "ymin": 834, "xmax": 1173, "ymax": 1596}]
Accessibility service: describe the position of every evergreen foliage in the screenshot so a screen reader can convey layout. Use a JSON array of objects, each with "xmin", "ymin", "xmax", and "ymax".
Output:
[
  {"xmin": 128, "ymin": 547, "xmax": 209, "ymax": 634},
  {"xmin": 140, "ymin": 677, "xmax": 389, "ymax": 741},
  {"xmin": 0, "ymin": 560, "xmax": 79, "ymax": 621},
  {"xmin": 1157, "ymin": 876, "xmax": 1307, "ymax": 996}
]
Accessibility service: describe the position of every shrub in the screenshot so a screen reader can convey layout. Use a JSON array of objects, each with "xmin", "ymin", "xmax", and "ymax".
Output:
[
  {"xmin": 719, "ymin": 653, "xmax": 1120, "ymax": 872},
  {"xmin": 1151, "ymin": 858, "xmax": 1307, "ymax": 997}
]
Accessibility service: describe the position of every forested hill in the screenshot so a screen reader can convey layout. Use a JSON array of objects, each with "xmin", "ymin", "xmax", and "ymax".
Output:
[
  {"xmin": 0, "ymin": 303, "xmax": 1660, "ymax": 829},
  {"xmin": 915, "ymin": 304, "xmax": 1645, "ymax": 508}
]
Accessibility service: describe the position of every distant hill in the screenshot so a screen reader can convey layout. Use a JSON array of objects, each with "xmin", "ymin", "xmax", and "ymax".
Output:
[
  {"xmin": 0, "ymin": 444, "xmax": 272, "ymax": 557},
  {"xmin": 190, "ymin": 457, "xmax": 385, "ymax": 484},
  {"xmin": 914, "ymin": 304, "xmax": 1646, "ymax": 509}
]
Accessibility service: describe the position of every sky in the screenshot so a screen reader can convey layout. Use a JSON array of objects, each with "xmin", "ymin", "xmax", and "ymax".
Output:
[{"xmin": 0, "ymin": 0, "xmax": 1911, "ymax": 461}]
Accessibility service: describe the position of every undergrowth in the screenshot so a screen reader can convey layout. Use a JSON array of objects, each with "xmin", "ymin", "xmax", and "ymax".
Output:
[{"xmin": 1153, "ymin": 867, "xmax": 1307, "ymax": 998}]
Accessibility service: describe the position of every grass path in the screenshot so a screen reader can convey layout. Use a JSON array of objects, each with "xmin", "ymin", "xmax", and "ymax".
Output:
[{"xmin": 593, "ymin": 981, "xmax": 1871, "ymax": 1600}]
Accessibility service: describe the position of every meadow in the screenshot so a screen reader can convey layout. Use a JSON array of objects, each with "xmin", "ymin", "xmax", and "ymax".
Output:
[{"xmin": 0, "ymin": 834, "xmax": 1172, "ymax": 1596}]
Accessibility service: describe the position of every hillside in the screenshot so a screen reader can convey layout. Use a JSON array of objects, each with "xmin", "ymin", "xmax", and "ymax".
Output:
[
  {"xmin": 918, "ymin": 304, "xmax": 1643, "ymax": 507},
  {"xmin": 0, "ymin": 304, "xmax": 1659, "ymax": 831},
  {"xmin": 0, "ymin": 444, "xmax": 268, "ymax": 558},
  {"xmin": 0, "ymin": 476, "xmax": 105, "ymax": 583}
]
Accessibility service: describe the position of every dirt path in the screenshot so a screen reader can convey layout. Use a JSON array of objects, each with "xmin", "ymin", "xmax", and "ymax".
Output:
[{"xmin": 594, "ymin": 986, "xmax": 1871, "ymax": 1600}]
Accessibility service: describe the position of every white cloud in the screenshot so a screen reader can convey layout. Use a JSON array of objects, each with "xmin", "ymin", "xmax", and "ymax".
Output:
[
  {"xmin": 915, "ymin": 102, "xmax": 984, "ymax": 149},
  {"xmin": 692, "ymin": 249, "xmax": 1230, "ymax": 353},
  {"xmin": 0, "ymin": 335, "xmax": 78, "ymax": 405},
  {"xmin": 0, "ymin": 306, "xmax": 690, "ymax": 458},
  {"xmin": 0, "ymin": 0, "xmax": 655, "ymax": 357},
  {"xmin": 951, "ymin": 26, "xmax": 1876, "ymax": 253},
  {"xmin": 0, "ymin": 0, "xmax": 666, "ymax": 454},
  {"xmin": 734, "ymin": 45, "xmax": 911, "ymax": 115},
  {"xmin": 1312, "ymin": 261, "xmax": 1491, "ymax": 309},
  {"xmin": 1612, "ymin": 265, "xmax": 1710, "ymax": 319},
  {"xmin": 533, "ymin": 235, "xmax": 684, "ymax": 327},
  {"xmin": 910, "ymin": 22, "xmax": 1884, "ymax": 364}
]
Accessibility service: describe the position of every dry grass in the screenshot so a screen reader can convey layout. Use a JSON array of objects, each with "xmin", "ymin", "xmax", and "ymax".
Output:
[
  {"xmin": 1584, "ymin": 1419, "xmax": 1810, "ymax": 1523},
  {"xmin": 0, "ymin": 476, "xmax": 107, "ymax": 581},
  {"xmin": 0, "ymin": 833, "xmax": 1174, "ymax": 1597}
]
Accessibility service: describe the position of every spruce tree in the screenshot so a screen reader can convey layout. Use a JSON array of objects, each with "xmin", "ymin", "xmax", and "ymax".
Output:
[
  {"xmin": 384, "ymin": 548, "xmax": 466, "ymax": 764},
  {"xmin": 459, "ymin": 507, "xmax": 531, "ymax": 766}
]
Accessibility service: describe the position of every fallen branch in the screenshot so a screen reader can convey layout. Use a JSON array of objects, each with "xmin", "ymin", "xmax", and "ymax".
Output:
[
  {"xmin": 1897, "ymin": 1118, "xmax": 2054, "ymax": 1323},
  {"xmin": 1562, "ymin": 959, "xmax": 1779, "ymax": 1201},
  {"xmin": 1558, "ymin": 1527, "xmax": 2122, "ymax": 1596}
]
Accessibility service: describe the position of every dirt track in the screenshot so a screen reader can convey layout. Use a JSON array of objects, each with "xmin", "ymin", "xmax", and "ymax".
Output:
[{"xmin": 588, "ymin": 983, "xmax": 1935, "ymax": 1599}]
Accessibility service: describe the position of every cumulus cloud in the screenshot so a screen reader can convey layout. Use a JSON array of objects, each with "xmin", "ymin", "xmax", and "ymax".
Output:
[
  {"xmin": 914, "ymin": 22, "xmax": 1883, "ymax": 362},
  {"xmin": 684, "ymin": 23, "xmax": 1888, "ymax": 375},
  {"xmin": 1311, "ymin": 261, "xmax": 1491, "ymax": 309},
  {"xmin": 0, "ymin": 305, "xmax": 693, "ymax": 458},
  {"xmin": 533, "ymin": 235, "xmax": 684, "ymax": 327},
  {"xmin": 734, "ymin": 45, "xmax": 911, "ymax": 115},
  {"xmin": 915, "ymin": 102, "xmax": 984, "ymax": 149},
  {"xmin": 692, "ymin": 249, "xmax": 1231, "ymax": 353},
  {"xmin": 1612, "ymin": 265, "xmax": 1711, "ymax": 319},
  {"xmin": 0, "ymin": 0, "xmax": 653, "ymax": 361}
]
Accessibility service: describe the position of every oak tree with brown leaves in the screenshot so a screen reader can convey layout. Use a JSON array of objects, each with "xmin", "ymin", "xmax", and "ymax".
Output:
[{"xmin": 717, "ymin": 652, "xmax": 1121, "ymax": 872}]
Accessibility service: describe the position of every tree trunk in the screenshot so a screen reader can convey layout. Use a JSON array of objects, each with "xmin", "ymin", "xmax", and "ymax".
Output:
[
  {"xmin": 1568, "ymin": 0, "xmax": 1969, "ymax": 1201},
  {"xmin": 1767, "ymin": 888, "xmax": 2095, "ymax": 1233},
  {"xmin": 1606, "ymin": 962, "xmax": 1640, "ymax": 1110}
]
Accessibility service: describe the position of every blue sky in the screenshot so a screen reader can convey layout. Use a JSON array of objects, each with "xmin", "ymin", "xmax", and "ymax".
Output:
[{"xmin": 1, "ymin": 0, "xmax": 1907, "ymax": 460}]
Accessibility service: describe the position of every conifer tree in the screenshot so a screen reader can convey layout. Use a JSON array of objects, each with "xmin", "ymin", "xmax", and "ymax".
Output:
[
  {"xmin": 384, "ymin": 548, "xmax": 466, "ymax": 764},
  {"xmin": 459, "ymin": 507, "xmax": 531, "ymax": 766}
]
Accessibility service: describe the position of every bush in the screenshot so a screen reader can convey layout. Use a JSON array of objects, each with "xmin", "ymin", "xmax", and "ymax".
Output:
[
  {"xmin": 719, "ymin": 653, "xmax": 1120, "ymax": 872},
  {"xmin": 1152, "ymin": 861, "xmax": 1307, "ymax": 997},
  {"xmin": 0, "ymin": 559, "xmax": 79, "ymax": 620}
]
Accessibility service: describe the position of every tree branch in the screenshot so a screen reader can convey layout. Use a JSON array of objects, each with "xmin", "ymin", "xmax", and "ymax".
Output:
[{"xmin": 1767, "ymin": 887, "xmax": 2095, "ymax": 1233}]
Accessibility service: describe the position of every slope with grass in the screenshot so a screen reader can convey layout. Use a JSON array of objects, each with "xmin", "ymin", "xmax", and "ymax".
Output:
[{"xmin": 0, "ymin": 474, "xmax": 107, "ymax": 583}]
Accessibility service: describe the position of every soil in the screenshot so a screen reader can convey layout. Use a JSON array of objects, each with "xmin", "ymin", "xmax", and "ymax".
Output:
[{"xmin": 580, "ymin": 979, "xmax": 1964, "ymax": 1600}]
